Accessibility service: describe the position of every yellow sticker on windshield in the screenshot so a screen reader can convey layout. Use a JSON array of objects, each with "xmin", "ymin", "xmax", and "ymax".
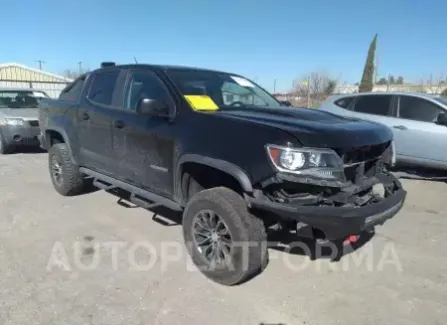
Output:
[{"xmin": 184, "ymin": 95, "xmax": 219, "ymax": 111}]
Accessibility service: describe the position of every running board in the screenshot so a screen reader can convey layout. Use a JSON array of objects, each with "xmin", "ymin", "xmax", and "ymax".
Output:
[
  {"xmin": 129, "ymin": 193, "xmax": 160, "ymax": 210},
  {"xmin": 80, "ymin": 167, "xmax": 182, "ymax": 211}
]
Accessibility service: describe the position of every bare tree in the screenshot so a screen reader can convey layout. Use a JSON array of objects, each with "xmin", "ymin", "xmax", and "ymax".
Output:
[
  {"xmin": 292, "ymin": 71, "xmax": 339, "ymax": 108},
  {"xmin": 432, "ymin": 74, "xmax": 446, "ymax": 95},
  {"xmin": 62, "ymin": 67, "xmax": 90, "ymax": 80}
]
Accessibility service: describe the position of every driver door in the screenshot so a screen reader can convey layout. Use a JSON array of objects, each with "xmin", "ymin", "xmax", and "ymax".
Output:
[
  {"xmin": 109, "ymin": 68, "xmax": 176, "ymax": 197},
  {"xmin": 394, "ymin": 95, "xmax": 447, "ymax": 163}
]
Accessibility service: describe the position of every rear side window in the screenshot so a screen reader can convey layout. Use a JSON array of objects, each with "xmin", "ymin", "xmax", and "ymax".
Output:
[
  {"xmin": 88, "ymin": 70, "xmax": 120, "ymax": 106},
  {"xmin": 353, "ymin": 95, "xmax": 392, "ymax": 116},
  {"xmin": 334, "ymin": 97, "xmax": 354, "ymax": 109},
  {"xmin": 59, "ymin": 77, "xmax": 86, "ymax": 101}
]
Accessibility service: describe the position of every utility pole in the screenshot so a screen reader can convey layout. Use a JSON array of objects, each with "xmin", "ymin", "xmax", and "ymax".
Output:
[
  {"xmin": 306, "ymin": 75, "xmax": 311, "ymax": 108},
  {"xmin": 36, "ymin": 60, "xmax": 45, "ymax": 70},
  {"xmin": 273, "ymin": 79, "xmax": 277, "ymax": 93},
  {"xmin": 78, "ymin": 61, "xmax": 83, "ymax": 74}
]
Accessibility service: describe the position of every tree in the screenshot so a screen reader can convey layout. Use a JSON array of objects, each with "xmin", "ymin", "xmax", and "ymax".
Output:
[
  {"xmin": 292, "ymin": 71, "xmax": 338, "ymax": 107},
  {"xmin": 359, "ymin": 34, "xmax": 378, "ymax": 92},
  {"xmin": 62, "ymin": 68, "xmax": 90, "ymax": 80},
  {"xmin": 377, "ymin": 77, "xmax": 387, "ymax": 85},
  {"xmin": 441, "ymin": 88, "xmax": 447, "ymax": 97},
  {"xmin": 389, "ymin": 75, "xmax": 395, "ymax": 84},
  {"xmin": 396, "ymin": 76, "xmax": 404, "ymax": 84}
]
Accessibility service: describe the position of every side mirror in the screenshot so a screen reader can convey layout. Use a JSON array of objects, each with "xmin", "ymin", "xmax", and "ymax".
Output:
[
  {"xmin": 436, "ymin": 112, "xmax": 447, "ymax": 126},
  {"xmin": 280, "ymin": 100, "xmax": 292, "ymax": 107},
  {"xmin": 137, "ymin": 98, "xmax": 169, "ymax": 117}
]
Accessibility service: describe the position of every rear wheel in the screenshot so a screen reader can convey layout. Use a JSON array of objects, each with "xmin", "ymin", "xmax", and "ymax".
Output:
[
  {"xmin": 183, "ymin": 187, "xmax": 268, "ymax": 286},
  {"xmin": 48, "ymin": 143, "xmax": 85, "ymax": 196}
]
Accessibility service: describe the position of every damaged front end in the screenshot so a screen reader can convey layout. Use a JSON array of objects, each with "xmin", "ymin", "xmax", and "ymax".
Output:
[{"xmin": 247, "ymin": 141, "xmax": 406, "ymax": 241}]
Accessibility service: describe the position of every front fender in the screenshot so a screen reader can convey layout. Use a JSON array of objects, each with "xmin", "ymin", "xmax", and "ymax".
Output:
[{"xmin": 174, "ymin": 154, "xmax": 253, "ymax": 205}]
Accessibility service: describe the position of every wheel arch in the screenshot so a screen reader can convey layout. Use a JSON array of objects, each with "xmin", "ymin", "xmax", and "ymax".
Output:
[
  {"xmin": 44, "ymin": 127, "xmax": 77, "ymax": 164},
  {"xmin": 175, "ymin": 154, "xmax": 253, "ymax": 206}
]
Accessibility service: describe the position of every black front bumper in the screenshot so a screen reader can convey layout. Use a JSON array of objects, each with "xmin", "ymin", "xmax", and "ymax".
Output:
[
  {"xmin": 0, "ymin": 125, "xmax": 40, "ymax": 147},
  {"xmin": 247, "ymin": 176, "xmax": 407, "ymax": 241}
]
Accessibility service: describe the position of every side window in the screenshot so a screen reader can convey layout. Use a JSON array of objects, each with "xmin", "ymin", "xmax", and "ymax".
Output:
[
  {"xmin": 88, "ymin": 70, "xmax": 120, "ymax": 106},
  {"xmin": 334, "ymin": 97, "xmax": 354, "ymax": 109},
  {"xmin": 398, "ymin": 96, "xmax": 442, "ymax": 122},
  {"xmin": 59, "ymin": 76, "xmax": 86, "ymax": 101},
  {"xmin": 124, "ymin": 71, "xmax": 171, "ymax": 111},
  {"xmin": 353, "ymin": 95, "xmax": 392, "ymax": 116}
]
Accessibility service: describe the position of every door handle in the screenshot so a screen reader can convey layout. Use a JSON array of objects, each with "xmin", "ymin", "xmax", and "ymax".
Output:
[
  {"xmin": 81, "ymin": 112, "xmax": 90, "ymax": 120},
  {"xmin": 393, "ymin": 125, "xmax": 407, "ymax": 130},
  {"xmin": 114, "ymin": 120, "xmax": 125, "ymax": 129}
]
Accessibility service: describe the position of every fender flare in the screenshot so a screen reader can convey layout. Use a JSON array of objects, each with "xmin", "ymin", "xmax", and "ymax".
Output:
[
  {"xmin": 175, "ymin": 154, "xmax": 253, "ymax": 203},
  {"xmin": 44, "ymin": 127, "xmax": 77, "ymax": 164}
]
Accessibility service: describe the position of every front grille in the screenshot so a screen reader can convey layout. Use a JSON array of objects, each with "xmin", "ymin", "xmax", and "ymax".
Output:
[
  {"xmin": 335, "ymin": 142, "xmax": 390, "ymax": 184},
  {"xmin": 336, "ymin": 141, "xmax": 391, "ymax": 165},
  {"xmin": 28, "ymin": 120, "xmax": 39, "ymax": 127},
  {"xmin": 344, "ymin": 159, "xmax": 381, "ymax": 183}
]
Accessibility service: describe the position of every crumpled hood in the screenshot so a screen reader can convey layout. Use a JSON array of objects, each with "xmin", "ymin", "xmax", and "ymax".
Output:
[
  {"xmin": 0, "ymin": 108, "xmax": 39, "ymax": 120},
  {"xmin": 215, "ymin": 107, "xmax": 393, "ymax": 149}
]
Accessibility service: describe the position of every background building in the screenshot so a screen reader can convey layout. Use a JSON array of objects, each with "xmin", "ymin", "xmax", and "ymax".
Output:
[{"xmin": 0, "ymin": 63, "xmax": 72, "ymax": 98}]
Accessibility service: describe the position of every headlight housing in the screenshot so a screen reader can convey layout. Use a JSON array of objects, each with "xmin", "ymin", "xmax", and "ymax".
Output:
[
  {"xmin": 266, "ymin": 144, "xmax": 345, "ymax": 181},
  {"xmin": 1, "ymin": 118, "xmax": 25, "ymax": 126},
  {"xmin": 382, "ymin": 140, "xmax": 396, "ymax": 167}
]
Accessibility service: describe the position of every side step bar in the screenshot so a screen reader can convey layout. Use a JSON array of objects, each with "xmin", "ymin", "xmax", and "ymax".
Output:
[{"xmin": 79, "ymin": 167, "xmax": 182, "ymax": 211}]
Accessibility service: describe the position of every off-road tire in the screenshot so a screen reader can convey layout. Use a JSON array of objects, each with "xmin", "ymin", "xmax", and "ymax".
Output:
[
  {"xmin": 48, "ymin": 143, "xmax": 85, "ymax": 196},
  {"xmin": 183, "ymin": 187, "xmax": 268, "ymax": 286},
  {"xmin": 0, "ymin": 134, "xmax": 13, "ymax": 154}
]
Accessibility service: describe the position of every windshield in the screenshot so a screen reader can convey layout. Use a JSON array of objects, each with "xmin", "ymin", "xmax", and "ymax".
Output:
[
  {"xmin": 434, "ymin": 97, "xmax": 447, "ymax": 106},
  {"xmin": 166, "ymin": 69, "xmax": 282, "ymax": 110},
  {"xmin": 0, "ymin": 90, "xmax": 48, "ymax": 109}
]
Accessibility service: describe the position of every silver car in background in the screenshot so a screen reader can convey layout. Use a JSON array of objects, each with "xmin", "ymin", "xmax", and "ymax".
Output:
[
  {"xmin": 0, "ymin": 88, "xmax": 49, "ymax": 154},
  {"xmin": 319, "ymin": 92, "xmax": 447, "ymax": 171}
]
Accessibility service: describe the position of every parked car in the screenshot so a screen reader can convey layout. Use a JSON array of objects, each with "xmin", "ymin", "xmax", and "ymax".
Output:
[
  {"xmin": 39, "ymin": 63, "xmax": 406, "ymax": 285},
  {"xmin": 319, "ymin": 92, "xmax": 447, "ymax": 171},
  {"xmin": 0, "ymin": 88, "xmax": 49, "ymax": 154}
]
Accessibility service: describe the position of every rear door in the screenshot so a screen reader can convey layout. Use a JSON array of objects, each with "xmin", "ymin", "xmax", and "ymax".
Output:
[
  {"xmin": 394, "ymin": 95, "xmax": 447, "ymax": 163},
  {"xmin": 76, "ymin": 68, "xmax": 124, "ymax": 172},
  {"xmin": 349, "ymin": 94, "xmax": 397, "ymax": 127},
  {"xmin": 109, "ymin": 68, "xmax": 177, "ymax": 198}
]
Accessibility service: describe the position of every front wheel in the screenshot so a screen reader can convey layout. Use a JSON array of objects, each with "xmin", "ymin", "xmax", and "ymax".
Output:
[
  {"xmin": 183, "ymin": 187, "xmax": 268, "ymax": 286},
  {"xmin": 0, "ymin": 134, "xmax": 12, "ymax": 154},
  {"xmin": 48, "ymin": 143, "xmax": 85, "ymax": 196}
]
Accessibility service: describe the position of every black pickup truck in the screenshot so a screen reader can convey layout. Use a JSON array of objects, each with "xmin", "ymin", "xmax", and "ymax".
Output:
[{"xmin": 39, "ymin": 62, "xmax": 406, "ymax": 285}]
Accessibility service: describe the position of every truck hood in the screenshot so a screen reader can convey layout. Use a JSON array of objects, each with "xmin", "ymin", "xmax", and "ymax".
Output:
[
  {"xmin": 216, "ymin": 107, "xmax": 393, "ymax": 149},
  {"xmin": 0, "ymin": 108, "xmax": 39, "ymax": 120}
]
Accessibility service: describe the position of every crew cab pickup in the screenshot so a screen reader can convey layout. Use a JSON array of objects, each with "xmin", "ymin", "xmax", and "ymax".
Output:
[{"xmin": 39, "ymin": 62, "xmax": 406, "ymax": 285}]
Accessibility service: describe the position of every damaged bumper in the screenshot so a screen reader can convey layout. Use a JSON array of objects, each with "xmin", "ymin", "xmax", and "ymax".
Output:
[{"xmin": 247, "ymin": 171, "xmax": 406, "ymax": 241}]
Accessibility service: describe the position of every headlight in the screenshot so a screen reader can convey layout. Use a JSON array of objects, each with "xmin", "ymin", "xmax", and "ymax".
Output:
[
  {"xmin": 1, "ymin": 118, "xmax": 25, "ymax": 126},
  {"xmin": 266, "ymin": 144, "xmax": 345, "ymax": 181}
]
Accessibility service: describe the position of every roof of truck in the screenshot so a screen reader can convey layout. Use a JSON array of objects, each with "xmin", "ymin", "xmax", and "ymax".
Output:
[{"xmin": 97, "ymin": 63, "xmax": 233, "ymax": 75}]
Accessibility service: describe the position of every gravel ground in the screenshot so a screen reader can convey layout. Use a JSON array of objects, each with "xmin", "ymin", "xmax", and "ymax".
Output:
[{"xmin": 0, "ymin": 151, "xmax": 446, "ymax": 325}]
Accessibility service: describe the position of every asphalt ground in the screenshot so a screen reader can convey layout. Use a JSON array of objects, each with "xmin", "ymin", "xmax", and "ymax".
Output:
[{"xmin": 1, "ymin": 151, "xmax": 446, "ymax": 325}]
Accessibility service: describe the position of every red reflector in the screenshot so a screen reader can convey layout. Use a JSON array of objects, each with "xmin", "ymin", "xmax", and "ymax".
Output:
[{"xmin": 343, "ymin": 235, "xmax": 359, "ymax": 245}]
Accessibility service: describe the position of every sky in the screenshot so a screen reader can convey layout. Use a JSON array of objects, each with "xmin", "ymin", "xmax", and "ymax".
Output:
[{"xmin": 2, "ymin": 0, "xmax": 446, "ymax": 92}]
